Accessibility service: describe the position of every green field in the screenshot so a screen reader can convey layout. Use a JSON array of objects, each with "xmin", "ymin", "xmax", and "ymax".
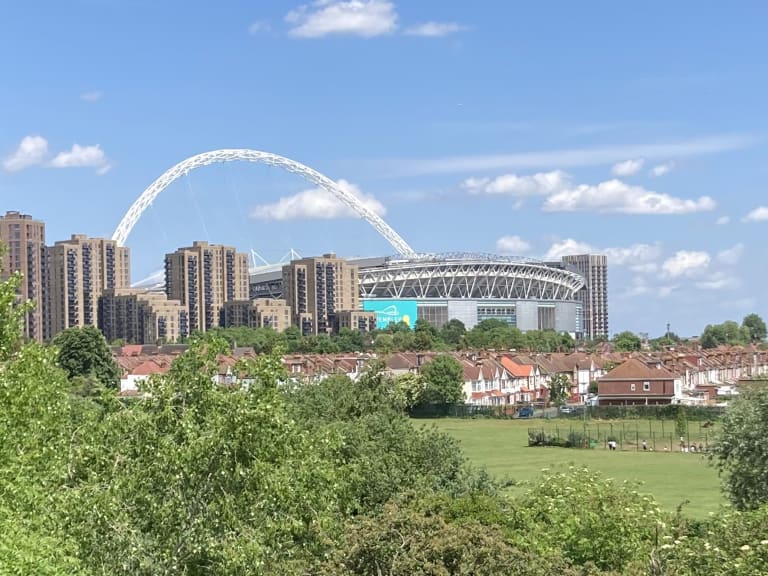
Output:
[{"xmin": 424, "ymin": 418, "xmax": 726, "ymax": 519}]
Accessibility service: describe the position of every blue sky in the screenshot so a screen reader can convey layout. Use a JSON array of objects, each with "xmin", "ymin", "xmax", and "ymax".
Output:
[{"xmin": 2, "ymin": 0, "xmax": 767, "ymax": 337}]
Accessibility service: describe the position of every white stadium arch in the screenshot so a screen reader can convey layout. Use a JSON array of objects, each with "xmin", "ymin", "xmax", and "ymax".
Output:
[{"xmin": 111, "ymin": 149, "xmax": 417, "ymax": 258}]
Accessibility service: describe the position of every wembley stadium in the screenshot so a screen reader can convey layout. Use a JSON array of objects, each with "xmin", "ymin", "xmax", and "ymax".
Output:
[
  {"xmin": 120, "ymin": 149, "xmax": 589, "ymax": 337},
  {"xmin": 250, "ymin": 252, "xmax": 586, "ymax": 335}
]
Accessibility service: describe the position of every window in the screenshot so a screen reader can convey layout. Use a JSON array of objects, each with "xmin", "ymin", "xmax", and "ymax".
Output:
[
  {"xmin": 630, "ymin": 383, "xmax": 636, "ymax": 391},
  {"xmin": 643, "ymin": 381, "xmax": 651, "ymax": 391}
]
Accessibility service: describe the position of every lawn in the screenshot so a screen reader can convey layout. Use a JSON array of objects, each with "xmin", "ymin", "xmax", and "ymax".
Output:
[{"xmin": 424, "ymin": 418, "xmax": 726, "ymax": 519}]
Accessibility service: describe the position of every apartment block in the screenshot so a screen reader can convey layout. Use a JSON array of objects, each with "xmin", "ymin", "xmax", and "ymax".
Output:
[
  {"xmin": 282, "ymin": 253, "xmax": 360, "ymax": 335},
  {"xmin": 164, "ymin": 241, "xmax": 249, "ymax": 333},
  {"xmin": 222, "ymin": 298, "xmax": 292, "ymax": 332},
  {"xmin": 0, "ymin": 211, "xmax": 46, "ymax": 341},
  {"xmin": 562, "ymin": 254, "xmax": 608, "ymax": 340},
  {"xmin": 45, "ymin": 234, "xmax": 130, "ymax": 340},
  {"xmin": 99, "ymin": 288, "xmax": 189, "ymax": 344},
  {"xmin": 332, "ymin": 310, "xmax": 377, "ymax": 333}
]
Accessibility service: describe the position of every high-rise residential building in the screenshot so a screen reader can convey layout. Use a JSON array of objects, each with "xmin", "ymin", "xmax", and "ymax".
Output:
[
  {"xmin": 282, "ymin": 253, "xmax": 361, "ymax": 335},
  {"xmin": 99, "ymin": 288, "xmax": 189, "ymax": 344},
  {"xmin": 45, "ymin": 234, "xmax": 131, "ymax": 339},
  {"xmin": 562, "ymin": 254, "xmax": 608, "ymax": 340},
  {"xmin": 164, "ymin": 241, "xmax": 249, "ymax": 333},
  {"xmin": 222, "ymin": 298, "xmax": 292, "ymax": 332},
  {"xmin": 0, "ymin": 211, "xmax": 46, "ymax": 341}
]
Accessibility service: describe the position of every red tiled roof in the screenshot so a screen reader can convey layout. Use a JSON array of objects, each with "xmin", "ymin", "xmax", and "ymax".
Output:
[
  {"xmin": 500, "ymin": 356, "xmax": 532, "ymax": 377},
  {"xmin": 131, "ymin": 360, "xmax": 168, "ymax": 377},
  {"xmin": 600, "ymin": 358, "xmax": 678, "ymax": 381}
]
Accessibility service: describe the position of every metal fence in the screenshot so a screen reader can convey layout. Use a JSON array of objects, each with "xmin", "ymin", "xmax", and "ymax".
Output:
[{"xmin": 527, "ymin": 420, "xmax": 714, "ymax": 452}]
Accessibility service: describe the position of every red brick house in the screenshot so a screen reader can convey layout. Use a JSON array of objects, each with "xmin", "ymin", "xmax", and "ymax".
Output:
[{"xmin": 598, "ymin": 358, "xmax": 681, "ymax": 405}]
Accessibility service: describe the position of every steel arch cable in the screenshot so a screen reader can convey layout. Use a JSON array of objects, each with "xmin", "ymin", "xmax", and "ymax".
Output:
[{"xmin": 111, "ymin": 149, "xmax": 418, "ymax": 258}]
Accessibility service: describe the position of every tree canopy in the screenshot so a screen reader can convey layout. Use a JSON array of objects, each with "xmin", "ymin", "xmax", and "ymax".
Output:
[
  {"xmin": 710, "ymin": 385, "xmax": 768, "ymax": 510},
  {"xmin": 53, "ymin": 325, "xmax": 120, "ymax": 387},
  {"xmin": 419, "ymin": 354, "xmax": 465, "ymax": 405}
]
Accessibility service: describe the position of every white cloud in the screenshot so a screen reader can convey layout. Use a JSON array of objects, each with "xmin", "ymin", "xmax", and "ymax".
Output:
[
  {"xmin": 404, "ymin": 21, "xmax": 464, "ymax": 37},
  {"xmin": 462, "ymin": 170, "xmax": 568, "ymax": 196},
  {"xmin": 716, "ymin": 215, "xmax": 730, "ymax": 225},
  {"xmin": 2, "ymin": 135, "xmax": 49, "ymax": 172},
  {"xmin": 716, "ymin": 243, "xmax": 744, "ymax": 266},
  {"xmin": 611, "ymin": 158, "xmax": 644, "ymax": 176},
  {"xmin": 629, "ymin": 262, "xmax": 659, "ymax": 274},
  {"xmin": 543, "ymin": 179, "xmax": 715, "ymax": 214},
  {"xmin": 695, "ymin": 274, "xmax": 740, "ymax": 291},
  {"xmin": 743, "ymin": 206, "xmax": 768, "ymax": 222},
  {"xmin": 80, "ymin": 91, "xmax": 102, "ymax": 102},
  {"xmin": 657, "ymin": 285, "xmax": 678, "ymax": 298},
  {"xmin": 49, "ymin": 144, "xmax": 111, "ymax": 174},
  {"xmin": 649, "ymin": 162, "xmax": 674, "ymax": 177},
  {"xmin": 661, "ymin": 250, "xmax": 711, "ymax": 278},
  {"xmin": 391, "ymin": 134, "xmax": 754, "ymax": 176},
  {"xmin": 543, "ymin": 238, "xmax": 596, "ymax": 260},
  {"xmin": 248, "ymin": 20, "xmax": 271, "ymax": 34},
  {"xmin": 605, "ymin": 243, "xmax": 661, "ymax": 266},
  {"xmin": 495, "ymin": 235, "xmax": 530, "ymax": 255},
  {"xmin": 286, "ymin": 0, "xmax": 397, "ymax": 38},
  {"xmin": 543, "ymin": 238, "xmax": 661, "ymax": 268},
  {"xmin": 250, "ymin": 179, "xmax": 385, "ymax": 220}
]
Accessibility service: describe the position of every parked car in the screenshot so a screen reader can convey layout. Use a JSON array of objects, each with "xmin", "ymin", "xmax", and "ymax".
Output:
[
  {"xmin": 517, "ymin": 405, "xmax": 534, "ymax": 418},
  {"xmin": 559, "ymin": 405, "xmax": 574, "ymax": 414}
]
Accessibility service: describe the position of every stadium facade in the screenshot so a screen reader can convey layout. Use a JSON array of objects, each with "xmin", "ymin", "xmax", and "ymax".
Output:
[{"xmin": 250, "ymin": 253, "xmax": 588, "ymax": 336}]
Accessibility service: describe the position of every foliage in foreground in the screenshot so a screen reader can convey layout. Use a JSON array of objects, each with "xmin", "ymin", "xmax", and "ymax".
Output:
[
  {"xmin": 3, "ymin": 255, "xmax": 768, "ymax": 575},
  {"xmin": 710, "ymin": 385, "xmax": 768, "ymax": 510}
]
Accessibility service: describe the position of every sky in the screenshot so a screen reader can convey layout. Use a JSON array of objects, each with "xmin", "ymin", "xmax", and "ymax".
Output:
[{"xmin": 2, "ymin": 0, "xmax": 767, "ymax": 337}]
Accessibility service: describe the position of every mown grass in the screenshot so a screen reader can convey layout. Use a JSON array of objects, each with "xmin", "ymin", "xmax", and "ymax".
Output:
[{"xmin": 424, "ymin": 417, "xmax": 726, "ymax": 519}]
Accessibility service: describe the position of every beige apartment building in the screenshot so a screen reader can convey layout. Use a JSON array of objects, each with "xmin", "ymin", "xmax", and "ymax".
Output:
[
  {"xmin": 282, "ymin": 253, "xmax": 361, "ymax": 335},
  {"xmin": 164, "ymin": 241, "xmax": 249, "ymax": 333},
  {"xmin": 45, "ymin": 235, "xmax": 131, "ymax": 340},
  {"xmin": 222, "ymin": 298, "xmax": 292, "ymax": 332},
  {"xmin": 99, "ymin": 288, "xmax": 189, "ymax": 344},
  {"xmin": 0, "ymin": 211, "xmax": 47, "ymax": 341},
  {"xmin": 333, "ymin": 310, "xmax": 377, "ymax": 333}
]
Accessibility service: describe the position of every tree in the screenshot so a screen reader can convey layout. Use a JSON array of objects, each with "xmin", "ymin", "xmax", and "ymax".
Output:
[
  {"xmin": 742, "ymin": 313, "xmax": 767, "ymax": 343},
  {"xmin": 439, "ymin": 318, "xmax": 466, "ymax": 348},
  {"xmin": 710, "ymin": 386, "xmax": 768, "ymax": 510},
  {"xmin": 413, "ymin": 319, "xmax": 436, "ymax": 351},
  {"xmin": 419, "ymin": 354, "xmax": 465, "ymax": 405},
  {"xmin": 548, "ymin": 373, "xmax": 571, "ymax": 405},
  {"xmin": 53, "ymin": 325, "xmax": 120, "ymax": 387},
  {"xmin": 613, "ymin": 331, "xmax": 641, "ymax": 352}
]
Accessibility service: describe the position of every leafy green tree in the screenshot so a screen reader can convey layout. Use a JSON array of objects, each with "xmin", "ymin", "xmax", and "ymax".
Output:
[
  {"xmin": 613, "ymin": 330, "xmax": 642, "ymax": 352},
  {"xmin": 701, "ymin": 324, "xmax": 724, "ymax": 348},
  {"xmin": 702, "ymin": 321, "xmax": 750, "ymax": 348},
  {"xmin": 548, "ymin": 373, "xmax": 571, "ymax": 405},
  {"xmin": 710, "ymin": 386, "xmax": 768, "ymax": 510},
  {"xmin": 53, "ymin": 325, "xmax": 120, "ymax": 387},
  {"xmin": 373, "ymin": 332, "xmax": 395, "ymax": 354},
  {"xmin": 516, "ymin": 468, "xmax": 665, "ymax": 572},
  {"xmin": 392, "ymin": 329, "xmax": 415, "ymax": 351},
  {"xmin": 393, "ymin": 372, "xmax": 426, "ymax": 409},
  {"xmin": 413, "ymin": 318, "xmax": 436, "ymax": 351},
  {"xmin": 419, "ymin": 354, "xmax": 465, "ymax": 405},
  {"xmin": 0, "ymin": 260, "xmax": 90, "ymax": 575},
  {"xmin": 439, "ymin": 318, "xmax": 466, "ymax": 348},
  {"xmin": 742, "ymin": 313, "xmax": 767, "ymax": 343},
  {"xmin": 335, "ymin": 327, "xmax": 367, "ymax": 351},
  {"xmin": 318, "ymin": 500, "xmax": 571, "ymax": 576}
]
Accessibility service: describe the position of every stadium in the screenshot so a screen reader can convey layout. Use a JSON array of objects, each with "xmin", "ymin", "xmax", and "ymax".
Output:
[
  {"xmin": 118, "ymin": 149, "xmax": 588, "ymax": 336},
  {"xmin": 251, "ymin": 252, "xmax": 585, "ymax": 334}
]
